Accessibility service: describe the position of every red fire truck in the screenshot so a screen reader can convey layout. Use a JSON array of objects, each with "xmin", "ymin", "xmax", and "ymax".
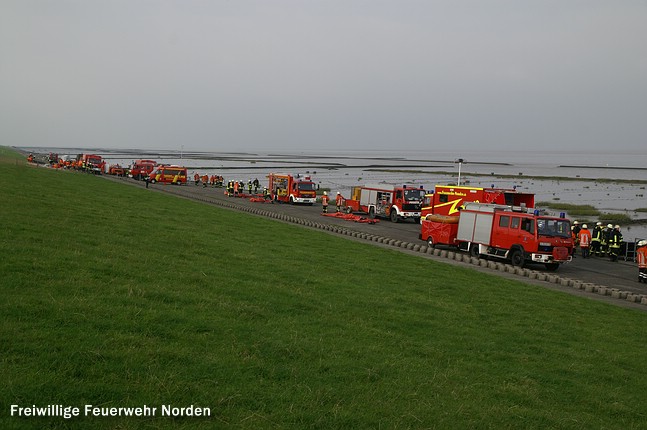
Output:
[
  {"xmin": 421, "ymin": 185, "xmax": 535, "ymax": 218},
  {"xmin": 268, "ymin": 173, "xmax": 317, "ymax": 204},
  {"xmin": 341, "ymin": 184, "xmax": 426, "ymax": 223},
  {"xmin": 77, "ymin": 154, "xmax": 104, "ymax": 174},
  {"xmin": 129, "ymin": 159, "xmax": 157, "ymax": 180},
  {"xmin": 420, "ymin": 202, "xmax": 573, "ymax": 270}
]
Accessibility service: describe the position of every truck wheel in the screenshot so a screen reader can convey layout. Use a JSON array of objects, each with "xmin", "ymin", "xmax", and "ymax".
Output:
[
  {"xmin": 427, "ymin": 238, "xmax": 435, "ymax": 248},
  {"xmin": 510, "ymin": 250, "xmax": 525, "ymax": 268},
  {"xmin": 545, "ymin": 263, "xmax": 560, "ymax": 271},
  {"xmin": 368, "ymin": 207, "xmax": 376, "ymax": 219},
  {"xmin": 344, "ymin": 206, "xmax": 353, "ymax": 214},
  {"xmin": 469, "ymin": 244, "xmax": 479, "ymax": 258},
  {"xmin": 390, "ymin": 209, "xmax": 399, "ymax": 223},
  {"xmin": 289, "ymin": 196, "xmax": 295, "ymax": 204}
]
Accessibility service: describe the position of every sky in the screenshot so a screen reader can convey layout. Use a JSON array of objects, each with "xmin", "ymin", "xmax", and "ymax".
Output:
[{"xmin": 1, "ymin": 0, "xmax": 646, "ymax": 154}]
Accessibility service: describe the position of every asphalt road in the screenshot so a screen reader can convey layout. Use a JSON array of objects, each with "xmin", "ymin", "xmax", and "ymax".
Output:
[{"xmin": 103, "ymin": 175, "xmax": 647, "ymax": 305}]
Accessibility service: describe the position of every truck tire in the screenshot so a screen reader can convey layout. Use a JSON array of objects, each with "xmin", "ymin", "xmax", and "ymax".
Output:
[
  {"xmin": 545, "ymin": 263, "xmax": 560, "ymax": 271},
  {"xmin": 390, "ymin": 208, "xmax": 399, "ymax": 223},
  {"xmin": 510, "ymin": 250, "xmax": 525, "ymax": 268},
  {"xmin": 427, "ymin": 238, "xmax": 435, "ymax": 248},
  {"xmin": 469, "ymin": 244, "xmax": 479, "ymax": 258},
  {"xmin": 289, "ymin": 196, "xmax": 295, "ymax": 204}
]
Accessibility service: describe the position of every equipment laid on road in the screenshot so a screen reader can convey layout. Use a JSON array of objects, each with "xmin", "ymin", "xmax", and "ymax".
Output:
[
  {"xmin": 267, "ymin": 173, "xmax": 317, "ymax": 205},
  {"xmin": 322, "ymin": 212, "xmax": 379, "ymax": 224},
  {"xmin": 340, "ymin": 184, "xmax": 425, "ymax": 223},
  {"xmin": 421, "ymin": 185, "xmax": 535, "ymax": 219},
  {"xmin": 420, "ymin": 202, "xmax": 573, "ymax": 270}
]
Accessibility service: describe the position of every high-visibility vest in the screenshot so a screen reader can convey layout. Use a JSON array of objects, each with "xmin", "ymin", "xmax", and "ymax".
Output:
[
  {"xmin": 637, "ymin": 247, "xmax": 647, "ymax": 269},
  {"xmin": 578, "ymin": 230, "xmax": 591, "ymax": 247}
]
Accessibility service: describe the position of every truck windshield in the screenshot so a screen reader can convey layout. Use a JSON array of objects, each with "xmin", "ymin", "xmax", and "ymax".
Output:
[
  {"xmin": 537, "ymin": 218, "xmax": 571, "ymax": 238},
  {"xmin": 404, "ymin": 189, "xmax": 425, "ymax": 201},
  {"xmin": 297, "ymin": 183, "xmax": 316, "ymax": 191}
]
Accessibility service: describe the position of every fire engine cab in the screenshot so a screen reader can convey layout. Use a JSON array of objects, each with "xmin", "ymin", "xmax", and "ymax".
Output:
[
  {"xmin": 420, "ymin": 202, "xmax": 573, "ymax": 271},
  {"xmin": 129, "ymin": 159, "xmax": 157, "ymax": 180},
  {"xmin": 341, "ymin": 184, "xmax": 426, "ymax": 223},
  {"xmin": 268, "ymin": 173, "xmax": 317, "ymax": 205}
]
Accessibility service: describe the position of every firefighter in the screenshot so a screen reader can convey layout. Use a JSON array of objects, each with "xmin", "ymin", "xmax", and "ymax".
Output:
[
  {"xmin": 194, "ymin": 173, "xmax": 200, "ymax": 186},
  {"xmin": 263, "ymin": 187, "xmax": 271, "ymax": 201},
  {"xmin": 321, "ymin": 191, "xmax": 330, "ymax": 213},
  {"xmin": 248, "ymin": 180, "xmax": 253, "ymax": 195},
  {"xmin": 571, "ymin": 221, "xmax": 581, "ymax": 255},
  {"xmin": 578, "ymin": 224, "xmax": 592, "ymax": 258},
  {"xmin": 253, "ymin": 178, "xmax": 260, "ymax": 193},
  {"xmin": 637, "ymin": 240, "xmax": 647, "ymax": 283},
  {"xmin": 600, "ymin": 224, "xmax": 613, "ymax": 257},
  {"xmin": 608, "ymin": 225, "xmax": 623, "ymax": 262},
  {"xmin": 591, "ymin": 222, "xmax": 603, "ymax": 256},
  {"xmin": 233, "ymin": 180, "xmax": 239, "ymax": 196},
  {"xmin": 335, "ymin": 192, "xmax": 343, "ymax": 213},
  {"xmin": 202, "ymin": 174, "xmax": 209, "ymax": 188}
]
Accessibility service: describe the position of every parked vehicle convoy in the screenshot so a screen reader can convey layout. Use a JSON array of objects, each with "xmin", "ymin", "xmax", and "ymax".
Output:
[
  {"xmin": 129, "ymin": 159, "xmax": 157, "ymax": 180},
  {"xmin": 422, "ymin": 185, "xmax": 535, "ymax": 218},
  {"xmin": 420, "ymin": 202, "xmax": 573, "ymax": 270},
  {"xmin": 340, "ymin": 184, "xmax": 426, "ymax": 223},
  {"xmin": 268, "ymin": 173, "xmax": 317, "ymax": 204},
  {"xmin": 148, "ymin": 165, "xmax": 188, "ymax": 184}
]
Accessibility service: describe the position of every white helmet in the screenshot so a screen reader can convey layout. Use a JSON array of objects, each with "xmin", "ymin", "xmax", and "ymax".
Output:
[
  {"xmin": 573, "ymin": 220, "xmax": 579, "ymax": 225},
  {"xmin": 582, "ymin": 224, "xmax": 587, "ymax": 229},
  {"xmin": 638, "ymin": 240, "xmax": 647, "ymax": 247},
  {"xmin": 607, "ymin": 224, "xmax": 613, "ymax": 229},
  {"xmin": 614, "ymin": 225, "xmax": 620, "ymax": 229},
  {"xmin": 596, "ymin": 222, "xmax": 602, "ymax": 226},
  {"xmin": 323, "ymin": 191, "xmax": 327, "ymax": 195}
]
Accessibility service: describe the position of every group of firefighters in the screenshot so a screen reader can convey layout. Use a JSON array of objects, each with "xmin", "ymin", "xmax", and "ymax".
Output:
[
  {"xmin": 572, "ymin": 221, "xmax": 647, "ymax": 283},
  {"xmin": 192, "ymin": 173, "xmax": 225, "ymax": 188},
  {"xmin": 572, "ymin": 221, "xmax": 624, "ymax": 261}
]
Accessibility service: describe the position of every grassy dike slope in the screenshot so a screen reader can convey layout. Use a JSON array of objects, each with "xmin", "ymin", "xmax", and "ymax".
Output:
[{"xmin": 2, "ymin": 151, "xmax": 647, "ymax": 429}]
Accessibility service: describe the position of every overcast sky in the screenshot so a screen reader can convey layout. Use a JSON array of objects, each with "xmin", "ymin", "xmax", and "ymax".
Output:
[{"xmin": 1, "ymin": 1, "xmax": 646, "ymax": 153}]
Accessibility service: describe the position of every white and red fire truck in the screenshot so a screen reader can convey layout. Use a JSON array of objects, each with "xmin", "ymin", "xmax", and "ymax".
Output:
[
  {"xmin": 268, "ymin": 173, "xmax": 317, "ymax": 205},
  {"xmin": 341, "ymin": 184, "xmax": 426, "ymax": 223},
  {"xmin": 420, "ymin": 202, "xmax": 573, "ymax": 270},
  {"xmin": 421, "ymin": 185, "xmax": 535, "ymax": 218}
]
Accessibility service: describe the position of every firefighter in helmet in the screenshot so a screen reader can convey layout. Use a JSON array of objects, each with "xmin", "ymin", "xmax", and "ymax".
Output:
[
  {"xmin": 335, "ymin": 192, "xmax": 343, "ymax": 213},
  {"xmin": 321, "ymin": 191, "xmax": 330, "ymax": 214},
  {"xmin": 578, "ymin": 224, "xmax": 592, "ymax": 259},
  {"xmin": 636, "ymin": 240, "xmax": 647, "ymax": 283},
  {"xmin": 608, "ymin": 225, "xmax": 623, "ymax": 262},
  {"xmin": 591, "ymin": 222, "xmax": 603, "ymax": 257}
]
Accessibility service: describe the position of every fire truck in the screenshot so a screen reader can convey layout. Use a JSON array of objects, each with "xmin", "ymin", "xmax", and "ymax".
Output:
[
  {"xmin": 148, "ymin": 165, "xmax": 188, "ymax": 184},
  {"xmin": 341, "ymin": 184, "xmax": 426, "ymax": 223},
  {"xmin": 420, "ymin": 202, "xmax": 573, "ymax": 270},
  {"xmin": 129, "ymin": 159, "xmax": 157, "ymax": 180},
  {"xmin": 267, "ymin": 173, "xmax": 317, "ymax": 204},
  {"xmin": 421, "ymin": 185, "xmax": 535, "ymax": 218},
  {"xmin": 78, "ymin": 154, "xmax": 104, "ymax": 174}
]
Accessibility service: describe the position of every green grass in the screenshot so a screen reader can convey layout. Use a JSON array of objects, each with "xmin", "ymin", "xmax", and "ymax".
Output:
[{"xmin": 3, "ymin": 148, "xmax": 647, "ymax": 428}]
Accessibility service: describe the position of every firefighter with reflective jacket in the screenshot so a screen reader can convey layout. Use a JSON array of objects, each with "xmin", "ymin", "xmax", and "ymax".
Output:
[
  {"xmin": 335, "ymin": 192, "xmax": 343, "ymax": 213},
  {"xmin": 608, "ymin": 225, "xmax": 623, "ymax": 262},
  {"xmin": 321, "ymin": 191, "xmax": 330, "ymax": 213},
  {"xmin": 578, "ymin": 224, "xmax": 592, "ymax": 259},
  {"xmin": 591, "ymin": 222, "xmax": 603, "ymax": 256},
  {"xmin": 601, "ymin": 224, "xmax": 613, "ymax": 257},
  {"xmin": 636, "ymin": 240, "xmax": 647, "ymax": 283}
]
